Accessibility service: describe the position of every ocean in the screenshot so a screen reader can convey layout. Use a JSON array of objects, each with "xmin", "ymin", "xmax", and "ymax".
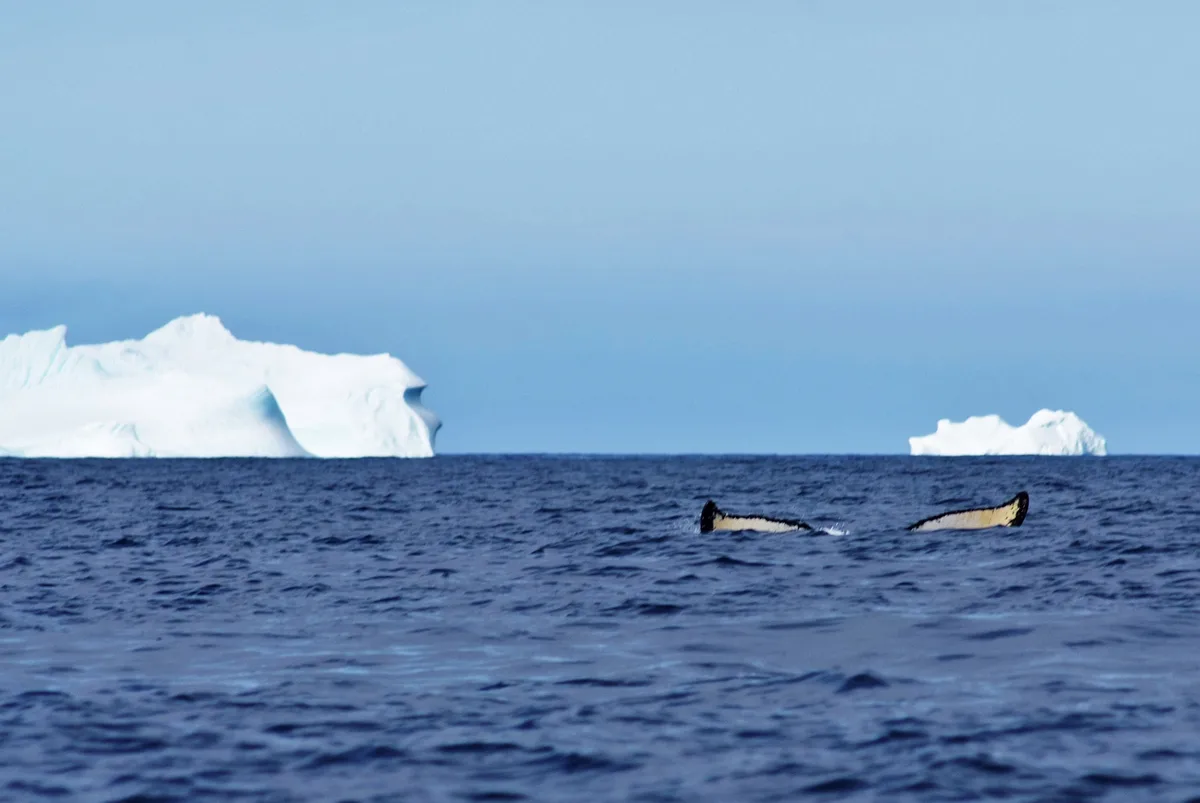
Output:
[{"xmin": 1, "ymin": 456, "xmax": 1198, "ymax": 802}]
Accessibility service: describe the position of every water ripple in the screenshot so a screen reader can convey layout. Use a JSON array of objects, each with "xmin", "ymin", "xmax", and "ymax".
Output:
[{"xmin": 1, "ymin": 456, "xmax": 1198, "ymax": 801}]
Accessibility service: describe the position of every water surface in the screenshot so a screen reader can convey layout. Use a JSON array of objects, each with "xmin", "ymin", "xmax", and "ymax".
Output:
[{"xmin": 1, "ymin": 456, "xmax": 1198, "ymax": 801}]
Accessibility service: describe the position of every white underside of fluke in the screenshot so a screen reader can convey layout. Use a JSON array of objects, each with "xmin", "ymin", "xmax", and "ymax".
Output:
[{"xmin": 710, "ymin": 514, "xmax": 807, "ymax": 533}]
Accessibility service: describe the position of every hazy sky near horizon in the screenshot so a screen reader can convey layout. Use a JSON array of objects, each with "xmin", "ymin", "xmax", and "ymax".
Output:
[{"xmin": 3, "ymin": 2, "xmax": 1199, "ymax": 453}]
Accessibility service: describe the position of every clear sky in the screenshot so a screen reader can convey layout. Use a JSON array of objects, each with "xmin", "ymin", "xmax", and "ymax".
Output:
[{"xmin": 2, "ymin": 2, "xmax": 1198, "ymax": 453}]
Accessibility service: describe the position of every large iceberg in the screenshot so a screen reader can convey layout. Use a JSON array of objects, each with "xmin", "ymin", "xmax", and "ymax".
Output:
[
  {"xmin": 0, "ymin": 314, "xmax": 440, "ymax": 458},
  {"xmin": 909, "ymin": 410, "xmax": 1107, "ymax": 456}
]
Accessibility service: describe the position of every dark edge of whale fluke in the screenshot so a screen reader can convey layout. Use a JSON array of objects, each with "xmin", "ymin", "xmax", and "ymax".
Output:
[
  {"xmin": 1011, "ymin": 491, "xmax": 1030, "ymax": 527},
  {"xmin": 700, "ymin": 500, "xmax": 719, "ymax": 533},
  {"xmin": 780, "ymin": 516, "xmax": 813, "ymax": 532},
  {"xmin": 905, "ymin": 491, "xmax": 1030, "ymax": 532}
]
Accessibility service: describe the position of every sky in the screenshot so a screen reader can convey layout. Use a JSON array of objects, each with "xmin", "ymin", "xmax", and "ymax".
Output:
[{"xmin": 2, "ymin": 2, "xmax": 1199, "ymax": 453}]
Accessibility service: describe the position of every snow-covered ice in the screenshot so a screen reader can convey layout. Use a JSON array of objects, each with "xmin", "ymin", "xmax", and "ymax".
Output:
[
  {"xmin": 909, "ymin": 409, "xmax": 1107, "ymax": 456},
  {"xmin": 0, "ymin": 314, "xmax": 440, "ymax": 458}
]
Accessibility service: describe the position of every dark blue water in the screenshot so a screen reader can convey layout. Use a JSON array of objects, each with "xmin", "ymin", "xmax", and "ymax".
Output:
[{"xmin": 1, "ymin": 456, "xmax": 1199, "ymax": 802}]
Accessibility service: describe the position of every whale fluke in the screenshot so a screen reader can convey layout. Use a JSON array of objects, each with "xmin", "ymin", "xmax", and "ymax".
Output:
[
  {"xmin": 700, "ymin": 500, "xmax": 812, "ymax": 534},
  {"xmin": 906, "ymin": 491, "xmax": 1029, "ymax": 532}
]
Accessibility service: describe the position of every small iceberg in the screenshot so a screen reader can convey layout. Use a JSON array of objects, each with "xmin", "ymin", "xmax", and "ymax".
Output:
[{"xmin": 909, "ymin": 410, "xmax": 1107, "ymax": 456}]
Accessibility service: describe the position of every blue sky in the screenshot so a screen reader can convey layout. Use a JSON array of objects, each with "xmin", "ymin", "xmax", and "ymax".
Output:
[{"xmin": 2, "ymin": 2, "xmax": 1198, "ymax": 453}]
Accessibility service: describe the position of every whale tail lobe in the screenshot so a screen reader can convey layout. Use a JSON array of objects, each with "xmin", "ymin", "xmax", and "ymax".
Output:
[
  {"xmin": 699, "ymin": 500, "xmax": 811, "ymax": 533},
  {"xmin": 907, "ymin": 491, "xmax": 1030, "ymax": 532}
]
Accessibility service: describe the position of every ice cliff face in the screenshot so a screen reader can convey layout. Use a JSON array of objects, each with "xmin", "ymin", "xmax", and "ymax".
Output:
[
  {"xmin": 909, "ymin": 410, "xmax": 1107, "ymax": 456},
  {"xmin": 0, "ymin": 314, "xmax": 440, "ymax": 458}
]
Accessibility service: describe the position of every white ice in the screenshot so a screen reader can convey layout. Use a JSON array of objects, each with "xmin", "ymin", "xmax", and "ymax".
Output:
[
  {"xmin": 909, "ymin": 409, "xmax": 1107, "ymax": 456},
  {"xmin": 0, "ymin": 314, "xmax": 440, "ymax": 458}
]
